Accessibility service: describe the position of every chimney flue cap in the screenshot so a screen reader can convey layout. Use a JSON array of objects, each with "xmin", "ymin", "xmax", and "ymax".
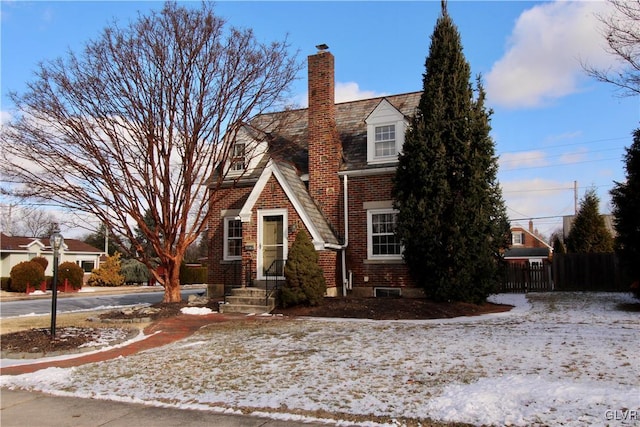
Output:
[{"xmin": 315, "ymin": 43, "xmax": 329, "ymax": 52}]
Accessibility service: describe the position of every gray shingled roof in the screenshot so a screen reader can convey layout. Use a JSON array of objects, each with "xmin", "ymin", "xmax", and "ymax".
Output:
[
  {"xmin": 504, "ymin": 247, "xmax": 551, "ymax": 258},
  {"xmin": 275, "ymin": 161, "xmax": 339, "ymax": 246},
  {"xmin": 225, "ymin": 92, "xmax": 422, "ymax": 246},
  {"xmin": 242, "ymin": 91, "xmax": 422, "ymax": 175}
]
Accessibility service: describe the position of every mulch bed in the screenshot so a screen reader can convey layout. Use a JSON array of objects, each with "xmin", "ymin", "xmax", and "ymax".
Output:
[{"xmin": 272, "ymin": 296, "xmax": 512, "ymax": 320}]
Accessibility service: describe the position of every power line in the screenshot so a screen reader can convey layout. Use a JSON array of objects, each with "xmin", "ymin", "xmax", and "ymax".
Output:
[
  {"xmin": 498, "ymin": 136, "xmax": 629, "ymax": 155},
  {"xmin": 500, "ymin": 156, "xmax": 622, "ymax": 172}
]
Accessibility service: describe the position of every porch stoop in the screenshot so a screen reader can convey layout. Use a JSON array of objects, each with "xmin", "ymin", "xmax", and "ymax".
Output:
[{"xmin": 219, "ymin": 287, "xmax": 275, "ymax": 314}]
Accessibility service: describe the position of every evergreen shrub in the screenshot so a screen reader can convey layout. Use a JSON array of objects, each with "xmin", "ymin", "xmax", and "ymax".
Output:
[
  {"xmin": 280, "ymin": 231, "xmax": 326, "ymax": 308},
  {"xmin": 121, "ymin": 258, "xmax": 150, "ymax": 285},
  {"xmin": 57, "ymin": 261, "xmax": 85, "ymax": 290},
  {"xmin": 87, "ymin": 253, "xmax": 125, "ymax": 287},
  {"xmin": 9, "ymin": 261, "xmax": 45, "ymax": 293},
  {"xmin": 31, "ymin": 256, "xmax": 49, "ymax": 271}
]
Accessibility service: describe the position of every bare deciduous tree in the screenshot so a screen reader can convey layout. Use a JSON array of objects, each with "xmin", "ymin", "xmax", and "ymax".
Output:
[
  {"xmin": 0, "ymin": 2, "xmax": 301, "ymax": 302},
  {"xmin": 584, "ymin": 0, "xmax": 640, "ymax": 96}
]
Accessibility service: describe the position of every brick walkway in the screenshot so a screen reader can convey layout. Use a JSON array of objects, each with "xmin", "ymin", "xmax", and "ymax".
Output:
[{"xmin": 1, "ymin": 314, "xmax": 233, "ymax": 376}]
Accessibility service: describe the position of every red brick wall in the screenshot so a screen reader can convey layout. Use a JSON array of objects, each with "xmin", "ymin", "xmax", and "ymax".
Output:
[
  {"xmin": 208, "ymin": 175, "xmax": 339, "ymax": 293},
  {"xmin": 346, "ymin": 173, "xmax": 415, "ymax": 295},
  {"xmin": 308, "ymin": 50, "xmax": 342, "ymax": 231},
  {"xmin": 512, "ymin": 227, "xmax": 548, "ymax": 249},
  {"xmin": 208, "ymin": 186, "xmax": 252, "ymax": 289}
]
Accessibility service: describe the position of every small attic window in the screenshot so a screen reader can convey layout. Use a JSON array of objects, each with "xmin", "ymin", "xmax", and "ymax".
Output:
[
  {"xmin": 366, "ymin": 99, "xmax": 406, "ymax": 165},
  {"xmin": 230, "ymin": 143, "xmax": 246, "ymax": 172},
  {"xmin": 374, "ymin": 125, "xmax": 396, "ymax": 157}
]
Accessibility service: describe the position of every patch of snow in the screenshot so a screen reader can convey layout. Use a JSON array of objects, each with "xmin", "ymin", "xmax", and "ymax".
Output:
[
  {"xmin": 2, "ymin": 293, "xmax": 638, "ymax": 426},
  {"xmin": 180, "ymin": 307, "xmax": 214, "ymax": 315}
]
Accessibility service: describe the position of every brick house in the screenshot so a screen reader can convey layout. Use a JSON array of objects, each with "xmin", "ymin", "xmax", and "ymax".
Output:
[
  {"xmin": 504, "ymin": 220, "xmax": 553, "ymax": 265},
  {"xmin": 207, "ymin": 47, "xmax": 424, "ymax": 299}
]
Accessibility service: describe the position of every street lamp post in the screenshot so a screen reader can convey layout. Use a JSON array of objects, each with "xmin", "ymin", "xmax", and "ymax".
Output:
[{"xmin": 50, "ymin": 228, "xmax": 64, "ymax": 337}]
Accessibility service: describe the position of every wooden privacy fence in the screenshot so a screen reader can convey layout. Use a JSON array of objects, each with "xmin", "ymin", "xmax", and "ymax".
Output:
[
  {"xmin": 501, "ymin": 261, "xmax": 553, "ymax": 293},
  {"xmin": 500, "ymin": 253, "xmax": 631, "ymax": 293},
  {"xmin": 552, "ymin": 253, "xmax": 629, "ymax": 292}
]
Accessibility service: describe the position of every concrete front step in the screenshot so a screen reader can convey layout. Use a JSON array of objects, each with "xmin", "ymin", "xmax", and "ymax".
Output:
[
  {"xmin": 219, "ymin": 303, "xmax": 274, "ymax": 314},
  {"xmin": 220, "ymin": 287, "xmax": 276, "ymax": 314}
]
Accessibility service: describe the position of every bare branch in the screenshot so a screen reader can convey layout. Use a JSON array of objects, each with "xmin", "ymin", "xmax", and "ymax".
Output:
[
  {"xmin": 583, "ymin": 0, "xmax": 640, "ymax": 96},
  {"xmin": 0, "ymin": 2, "xmax": 301, "ymax": 302}
]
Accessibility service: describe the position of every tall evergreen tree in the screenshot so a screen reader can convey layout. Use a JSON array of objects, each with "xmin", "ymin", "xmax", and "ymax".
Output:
[
  {"xmin": 393, "ymin": 1, "xmax": 510, "ymax": 303},
  {"xmin": 566, "ymin": 188, "xmax": 614, "ymax": 253},
  {"xmin": 610, "ymin": 128, "xmax": 640, "ymax": 293}
]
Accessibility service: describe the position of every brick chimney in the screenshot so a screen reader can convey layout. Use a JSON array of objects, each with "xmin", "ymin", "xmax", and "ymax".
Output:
[{"xmin": 307, "ymin": 46, "xmax": 342, "ymax": 231}]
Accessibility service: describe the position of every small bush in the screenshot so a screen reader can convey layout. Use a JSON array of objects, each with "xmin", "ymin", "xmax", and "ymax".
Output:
[
  {"xmin": 87, "ymin": 252, "xmax": 125, "ymax": 287},
  {"xmin": 31, "ymin": 256, "xmax": 49, "ymax": 272},
  {"xmin": 121, "ymin": 258, "xmax": 150, "ymax": 285},
  {"xmin": 280, "ymin": 231, "xmax": 326, "ymax": 308},
  {"xmin": 1, "ymin": 277, "xmax": 11, "ymax": 291},
  {"xmin": 9, "ymin": 261, "xmax": 45, "ymax": 293},
  {"xmin": 57, "ymin": 262, "xmax": 84, "ymax": 290}
]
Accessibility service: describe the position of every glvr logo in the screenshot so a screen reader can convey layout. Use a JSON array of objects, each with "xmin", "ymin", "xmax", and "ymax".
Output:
[{"xmin": 604, "ymin": 409, "xmax": 638, "ymax": 421}]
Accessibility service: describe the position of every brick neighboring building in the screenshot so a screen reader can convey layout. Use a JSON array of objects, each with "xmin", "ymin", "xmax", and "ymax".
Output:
[
  {"xmin": 504, "ymin": 220, "xmax": 553, "ymax": 265},
  {"xmin": 207, "ymin": 47, "xmax": 423, "ymax": 298}
]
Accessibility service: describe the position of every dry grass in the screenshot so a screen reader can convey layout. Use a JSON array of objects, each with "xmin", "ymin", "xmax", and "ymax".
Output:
[{"xmin": 0, "ymin": 310, "xmax": 150, "ymax": 335}]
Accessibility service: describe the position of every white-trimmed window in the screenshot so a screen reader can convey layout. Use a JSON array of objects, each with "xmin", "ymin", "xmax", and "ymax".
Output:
[
  {"xmin": 230, "ymin": 143, "xmax": 246, "ymax": 172},
  {"xmin": 367, "ymin": 209, "xmax": 402, "ymax": 259},
  {"xmin": 365, "ymin": 99, "xmax": 406, "ymax": 165},
  {"xmin": 512, "ymin": 232, "xmax": 524, "ymax": 245},
  {"xmin": 374, "ymin": 124, "xmax": 396, "ymax": 157},
  {"xmin": 224, "ymin": 217, "xmax": 242, "ymax": 260}
]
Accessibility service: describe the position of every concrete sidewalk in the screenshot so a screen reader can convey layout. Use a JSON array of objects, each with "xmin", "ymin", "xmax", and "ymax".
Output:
[{"xmin": 1, "ymin": 389, "xmax": 332, "ymax": 427}]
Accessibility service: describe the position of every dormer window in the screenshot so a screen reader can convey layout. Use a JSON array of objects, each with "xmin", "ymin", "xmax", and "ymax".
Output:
[
  {"xmin": 366, "ymin": 99, "xmax": 406, "ymax": 165},
  {"xmin": 375, "ymin": 125, "xmax": 396, "ymax": 157},
  {"xmin": 230, "ymin": 142, "xmax": 246, "ymax": 172}
]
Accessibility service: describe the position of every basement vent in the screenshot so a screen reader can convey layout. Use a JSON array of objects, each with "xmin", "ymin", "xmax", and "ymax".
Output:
[{"xmin": 374, "ymin": 287, "xmax": 401, "ymax": 298}]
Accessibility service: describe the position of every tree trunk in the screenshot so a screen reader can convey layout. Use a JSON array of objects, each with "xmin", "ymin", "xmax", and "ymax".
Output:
[{"xmin": 162, "ymin": 260, "xmax": 183, "ymax": 303}]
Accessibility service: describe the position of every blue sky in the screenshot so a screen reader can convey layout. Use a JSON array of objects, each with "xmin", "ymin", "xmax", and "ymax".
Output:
[{"xmin": 1, "ymin": 0, "xmax": 639, "ymax": 239}]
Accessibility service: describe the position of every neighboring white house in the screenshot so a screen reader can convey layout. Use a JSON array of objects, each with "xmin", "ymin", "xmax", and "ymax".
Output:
[{"xmin": 0, "ymin": 233, "xmax": 103, "ymax": 279}]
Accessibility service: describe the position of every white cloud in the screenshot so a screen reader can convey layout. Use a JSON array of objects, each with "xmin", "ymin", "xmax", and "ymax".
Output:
[
  {"xmin": 0, "ymin": 110, "xmax": 13, "ymax": 126},
  {"xmin": 559, "ymin": 147, "xmax": 588, "ymax": 164},
  {"xmin": 335, "ymin": 82, "xmax": 387, "ymax": 103},
  {"xmin": 499, "ymin": 151, "xmax": 547, "ymax": 170},
  {"xmin": 294, "ymin": 81, "xmax": 387, "ymax": 107},
  {"xmin": 486, "ymin": 1, "xmax": 615, "ymax": 109},
  {"xmin": 501, "ymin": 178, "xmax": 576, "ymax": 235}
]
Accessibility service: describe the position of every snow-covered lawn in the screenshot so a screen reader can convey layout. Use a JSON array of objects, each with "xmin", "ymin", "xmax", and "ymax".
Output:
[{"xmin": 2, "ymin": 292, "xmax": 639, "ymax": 426}]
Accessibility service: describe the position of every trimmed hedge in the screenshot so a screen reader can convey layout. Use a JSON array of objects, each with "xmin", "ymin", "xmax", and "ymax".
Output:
[
  {"xmin": 31, "ymin": 256, "xmax": 49, "ymax": 271},
  {"xmin": 9, "ymin": 261, "xmax": 45, "ymax": 293},
  {"xmin": 180, "ymin": 264, "xmax": 207, "ymax": 284},
  {"xmin": 57, "ymin": 261, "xmax": 84, "ymax": 290}
]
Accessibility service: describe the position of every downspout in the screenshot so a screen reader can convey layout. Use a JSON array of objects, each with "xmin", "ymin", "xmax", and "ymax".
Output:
[{"xmin": 341, "ymin": 174, "xmax": 349, "ymax": 296}]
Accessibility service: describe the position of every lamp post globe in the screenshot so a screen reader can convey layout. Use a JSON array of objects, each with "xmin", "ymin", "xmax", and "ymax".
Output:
[{"xmin": 50, "ymin": 228, "xmax": 64, "ymax": 337}]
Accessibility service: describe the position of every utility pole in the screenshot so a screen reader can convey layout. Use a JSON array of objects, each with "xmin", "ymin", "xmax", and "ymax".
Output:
[{"xmin": 574, "ymin": 181, "xmax": 578, "ymax": 214}]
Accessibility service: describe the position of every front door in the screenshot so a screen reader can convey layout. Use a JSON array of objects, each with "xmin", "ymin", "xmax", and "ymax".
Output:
[{"xmin": 258, "ymin": 209, "xmax": 287, "ymax": 279}]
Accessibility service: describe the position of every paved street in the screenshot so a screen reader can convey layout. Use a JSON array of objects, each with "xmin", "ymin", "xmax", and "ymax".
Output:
[{"xmin": 0, "ymin": 286, "xmax": 205, "ymax": 318}]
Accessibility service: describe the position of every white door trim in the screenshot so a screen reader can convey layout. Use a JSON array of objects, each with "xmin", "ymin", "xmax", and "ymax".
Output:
[{"xmin": 257, "ymin": 209, "xmax": 288, "ymax": 280}]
